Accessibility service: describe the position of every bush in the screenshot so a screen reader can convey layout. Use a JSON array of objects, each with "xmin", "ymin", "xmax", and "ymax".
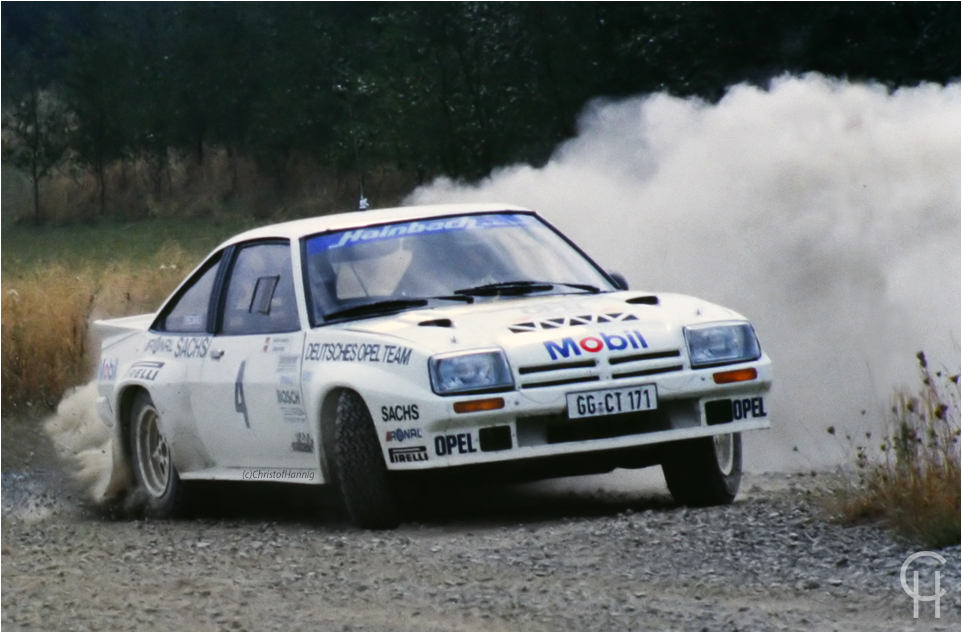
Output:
[
  {"xmin": 1, "ymin": 267, "xmax": 97, "ymax": 413},
  {"xmin": 1, "ymin": 253, "xmax": 192, "ymax": 416},
  {"xmin": 828, "ymin": 352, "xmax": 961, "ymax": 548},
  {"xmin": 2, "ymin": 151, "xmax": 414, "ymax": 226}
]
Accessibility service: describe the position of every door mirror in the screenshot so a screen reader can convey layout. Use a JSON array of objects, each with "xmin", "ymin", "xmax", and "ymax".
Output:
[{"xmin": 609, "ymin": 271, "xmax": 629, "ymax": 290}]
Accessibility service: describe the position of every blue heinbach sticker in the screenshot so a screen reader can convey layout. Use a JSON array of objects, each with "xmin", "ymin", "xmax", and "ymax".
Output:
[{"xmin": 306, "ymin": 213, "xmax": 536, "ymax": 254}]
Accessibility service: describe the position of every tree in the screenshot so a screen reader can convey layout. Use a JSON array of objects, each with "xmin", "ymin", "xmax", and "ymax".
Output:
[
  {"xmin": 1, "ymin": 2, "xmax": 958, "ymax": 221},
  {"xmin": 2, "ymin": 54, "xmax": 70, "ymax": 224}
]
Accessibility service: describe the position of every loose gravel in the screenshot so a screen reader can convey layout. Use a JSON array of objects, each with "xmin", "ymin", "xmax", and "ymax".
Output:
[{"xmin": 3, "ymin": 462, "xmax": 959, "ymax": 632}]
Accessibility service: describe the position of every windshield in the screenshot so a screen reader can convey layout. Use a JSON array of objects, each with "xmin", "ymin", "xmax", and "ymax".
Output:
[{"xmin": 303, "ymin": 212, "xmax": 615, "ymax": 324}]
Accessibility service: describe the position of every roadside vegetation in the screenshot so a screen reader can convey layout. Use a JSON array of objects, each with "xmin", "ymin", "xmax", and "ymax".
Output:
[
  {"xmin": 0, "ymin": 196, "xmax": 262, "ymax": 416},
  {"xmin": 0, "ymin": 156, "xmax": 365, "ymax": 415},
  {"xmin": 826, "ymin": 353, "xmax": 961, "ymax": 548},
  {"xmin": 3, "ymin": 4, "xmax": 958, "ymax": 225}
]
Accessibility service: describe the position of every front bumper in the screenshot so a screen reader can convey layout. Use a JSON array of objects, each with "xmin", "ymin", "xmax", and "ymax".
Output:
[{"xmin": 374, "ymin": 358, "xmax": 772, "ymax": 471}]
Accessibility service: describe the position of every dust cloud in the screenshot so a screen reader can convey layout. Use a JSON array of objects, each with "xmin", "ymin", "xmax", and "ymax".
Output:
[
  {"xmin": 43, "ymin": 382, "xmax": 129, "ymax": 503},
  {"xmin": 409, "ymin": 74, "xmax": 961, "ymax": 472}
]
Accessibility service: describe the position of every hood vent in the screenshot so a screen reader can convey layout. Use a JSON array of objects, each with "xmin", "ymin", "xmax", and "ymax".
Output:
[
  {"xmin": 509, "ymin": 312, "xmax": 638, "ymax": 333},
  {"xmin": 626, "ymin": 295, "xmax": 659, "ymax": 305},
  {"xmin": 419, "ymin": 318, "xmax": 453, "ymax": 328}
]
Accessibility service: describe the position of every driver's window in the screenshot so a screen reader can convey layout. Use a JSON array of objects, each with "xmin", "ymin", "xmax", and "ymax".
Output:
[{"xmin": 221, "ymin": 243, "xmax": 300, "ymax": 335}]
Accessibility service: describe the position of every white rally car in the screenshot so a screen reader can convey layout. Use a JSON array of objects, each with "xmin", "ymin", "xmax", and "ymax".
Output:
[{"xmin": 95, "ymin": 203, "xmax": 772, "ymax": 528}]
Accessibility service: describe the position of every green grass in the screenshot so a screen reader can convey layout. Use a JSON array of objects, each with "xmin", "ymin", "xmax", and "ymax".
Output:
[{"xmin": 1, "ymin": 216, "xmax": 261, "ymax": 275}]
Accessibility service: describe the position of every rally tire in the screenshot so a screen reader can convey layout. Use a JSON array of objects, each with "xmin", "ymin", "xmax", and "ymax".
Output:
[
  {"xmin": 661, "ymin": 433, "xmax": 742, "ymax": 507},
  {"xmin": 128, "ymin": 392, "xmax": 188, "ymax": 518},
  {"xmin": 333, "ymin": 391, "xmax": 402, "ymax": 529}
]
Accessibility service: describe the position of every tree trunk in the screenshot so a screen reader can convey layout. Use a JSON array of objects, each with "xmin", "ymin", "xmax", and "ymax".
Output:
[
  {"xmin": 32, "ymin": 160, "xmax": 41, "ymax": 225},
  {"xmin": 97, "ymin": 157, "xmax": 107, "ymax": 216}
]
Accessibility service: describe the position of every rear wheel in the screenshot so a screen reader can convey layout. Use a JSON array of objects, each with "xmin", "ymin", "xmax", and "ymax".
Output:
[
  {"xmin": 333, "ymin": 391, "xmax": 401, "ymax": 529},
  {"xmin": 661, "ymin": 433, "xmax": 742, "ymax": 506},
  {"xmin": 129, "ymin": 392, "xmax": 188, "ymax": 517}
]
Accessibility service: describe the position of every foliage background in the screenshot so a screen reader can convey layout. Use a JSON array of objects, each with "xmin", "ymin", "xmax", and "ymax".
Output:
[{"xmin": 2, "ymin": 2, "xmax": 959, "ymax": 223}]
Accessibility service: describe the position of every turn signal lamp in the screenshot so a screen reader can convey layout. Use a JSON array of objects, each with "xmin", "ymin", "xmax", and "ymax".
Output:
[
  {"xmin": 712, "ymin": 368, "xmax": 758, "ymax": 384},
  {"xmin": 453, "ymin": 397, "xmax": 505, "ymax": 414}
]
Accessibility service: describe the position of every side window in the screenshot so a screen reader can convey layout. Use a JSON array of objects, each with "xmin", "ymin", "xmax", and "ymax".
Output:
[
  {"xmin": 221, "ymin": 243, "xmax": 300, "ymax": 335},
  {"xmin": 157, "ymin": 253, "xmax": 222, "ymax": 333}
]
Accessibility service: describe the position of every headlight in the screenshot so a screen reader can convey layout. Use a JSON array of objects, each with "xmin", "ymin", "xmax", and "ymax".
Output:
[
  {"xmin": 429, "ymin": 349, "xmax": 514, "ymax": 395},
  {"xmin": 685, "ymin": 322, "xmax": 761, "ymax": 368}
]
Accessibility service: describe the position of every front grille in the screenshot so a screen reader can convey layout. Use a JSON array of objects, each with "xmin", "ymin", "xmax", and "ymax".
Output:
[
  {"xmin": 515, "ymin": 398, "xmax": 699, "ymax": 447},
  {"xmin": 608, "ymin": 350, "xmax": 681, "ymax": 366},
  {"xmin": 518, "ymin": 359, "xmax": 597, "ymax": 375},
  {"xmin": 517, "ymin": 350, "xmax": 683, "ymax": 389},
  {"xmin": 518, "ymin": 409, "xmax": 672, "ymax": 445},
  {"xmin": 520, "ymin": 375, "xmax": 600, "ymax": 389},
  {"xmin": 612, "ymin": 365, "xmax": 684, "ymax": 380}
]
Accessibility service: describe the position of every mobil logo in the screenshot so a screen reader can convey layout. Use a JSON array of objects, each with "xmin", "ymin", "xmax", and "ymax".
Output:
[{"xmin": 543, "ymin": 330, "xmax": 649, "ymax": 361}]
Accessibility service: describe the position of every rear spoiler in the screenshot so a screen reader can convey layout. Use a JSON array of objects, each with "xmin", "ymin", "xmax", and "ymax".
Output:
[{"xmin": 93, "ymin": 313, "xmax": 156, "ymax": 340}]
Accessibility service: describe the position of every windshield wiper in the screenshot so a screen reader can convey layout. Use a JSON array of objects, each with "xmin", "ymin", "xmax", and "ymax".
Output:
[
  {"xmin": 323, "ymin": 299, "xmax": 429, "ymax": 321},
  {"xmin": 552, "ymin": 282, "xmax": 602, "ymax": 293},
  {"xmin": 453, "ymin": 280, "xmax": 601, "ymax": 297},
  {"xmin": 323, "ymin": 295, "xmax": 473, "ymax": 321}
]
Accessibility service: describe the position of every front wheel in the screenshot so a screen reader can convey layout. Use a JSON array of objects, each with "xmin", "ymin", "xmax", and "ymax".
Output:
[
  {"xmin": 129, "ymin": 392, "xmax": 187, "ymax": 517},
  {"xmin": 661, "ymin": 433, "xmax": 742, "ymax": 507},
  {"xmin": 333, "ymin": 391, "xmax": 401, "ymax": 529}
]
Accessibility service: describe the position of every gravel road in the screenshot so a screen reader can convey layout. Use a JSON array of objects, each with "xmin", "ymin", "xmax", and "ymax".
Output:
[{"xmin": 2, "ymin": 418, "xmax": 959, "ymax": 631}]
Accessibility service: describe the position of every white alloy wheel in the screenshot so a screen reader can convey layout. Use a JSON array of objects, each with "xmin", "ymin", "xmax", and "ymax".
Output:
[
  {"xmin": 132, "ymin": 401, "xmax": 171, "ymax": 498},
  {"xmin": 128, "ymin": 392, "xmax": 187, "ymax": 517},
  {"xmin": 713, "ymin": 433, "xmax": 735, "ymax": 476}
]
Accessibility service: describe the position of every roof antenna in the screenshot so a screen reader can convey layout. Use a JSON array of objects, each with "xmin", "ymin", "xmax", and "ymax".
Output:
[
  {"xmin": 354, "ymin": 128, "xmax": 368, "ymax": 211},
  {"xmin": 338, "ymin": 82, "xmax": 369, "ymax": 211}
]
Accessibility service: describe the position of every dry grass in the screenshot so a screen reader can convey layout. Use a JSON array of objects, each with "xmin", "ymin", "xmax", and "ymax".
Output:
[
  {"xmin": 1, "ymin": 254, "xmax": 192, "ymax": 416},
  {"xmin": 2, "ymin": 267, "xmax": 97, "ymax": 413},
  {"xmin": 827, "ymin": 352, "xmax": 961, "ymax": 548},
  {"xmin": 1, "ymin": 148, "xmax": 420, "ymax": 416},
  {"xmin": 4, "ymin": 148, "xmax": 417, "ymax": 225}
]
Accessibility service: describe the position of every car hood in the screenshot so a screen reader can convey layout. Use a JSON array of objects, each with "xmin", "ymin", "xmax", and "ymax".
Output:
[{"xmin": 336, "ymin": 291, "xmax": 748, "ymax": 367}]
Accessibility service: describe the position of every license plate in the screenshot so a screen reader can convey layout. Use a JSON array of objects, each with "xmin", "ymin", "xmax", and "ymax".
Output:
[{"xmin": 566, "ymin": 384, "xmax": 658, "ymax": 419}]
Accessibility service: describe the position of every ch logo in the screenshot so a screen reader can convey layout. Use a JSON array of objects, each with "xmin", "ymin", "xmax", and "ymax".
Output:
[{"xmin": 900, "ymin": 551, "xmax": 946, "ymax": 618}]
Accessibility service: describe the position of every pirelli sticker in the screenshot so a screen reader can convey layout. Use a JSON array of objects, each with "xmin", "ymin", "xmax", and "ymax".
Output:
[{"xmin": 389, "ymin": 446, "xmax": 428, "ymax": 463}]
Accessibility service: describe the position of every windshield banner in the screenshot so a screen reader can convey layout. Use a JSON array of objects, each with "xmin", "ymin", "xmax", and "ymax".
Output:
[{"xmin": 306, "ymin": 213, "xmax": 536, "ymax": 254}]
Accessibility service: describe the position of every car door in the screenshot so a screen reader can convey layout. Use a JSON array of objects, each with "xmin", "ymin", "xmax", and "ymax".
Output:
[
  {"xmin": 145, "ymin": 251, "xmax": 224, "ymax": 474},
  {"xmin": 192, "ymin": 240, "xmax": 311, "ymax": 469}
]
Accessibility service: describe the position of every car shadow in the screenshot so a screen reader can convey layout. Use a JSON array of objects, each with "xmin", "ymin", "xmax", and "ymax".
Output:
[
  {"xmin": 165, "ymin": 470, "xmax": 679, "ymax": 529},
  {"xmin": 400, "ymin": 475, "xmax": 678, "ymax": 528},
  {"xmin": 5, "ymin": 414, "xmax": 682, "ymax": 529}
]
